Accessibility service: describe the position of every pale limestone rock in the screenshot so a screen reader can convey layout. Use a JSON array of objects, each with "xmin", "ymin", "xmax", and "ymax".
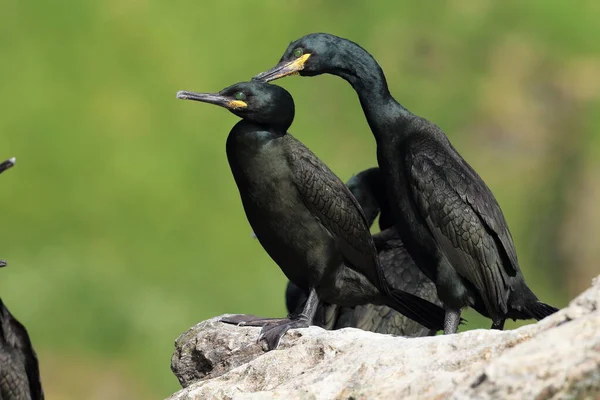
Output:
[{"xmin": 168, "ymin": 277, "xmax": 600, "ymax": 400}]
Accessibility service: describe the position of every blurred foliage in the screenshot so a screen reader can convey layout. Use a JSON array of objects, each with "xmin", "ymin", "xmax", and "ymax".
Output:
[{"xmin": 0, "ymin": 1, "xmax": 598, "ymax": 398}]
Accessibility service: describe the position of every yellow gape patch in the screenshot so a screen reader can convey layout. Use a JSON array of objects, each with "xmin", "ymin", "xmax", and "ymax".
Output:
[
  {"xmin": 290, "ymin": 53, "xmax": 311, "ymax": 72},
  {"xmin": 228, "ymin": 100, "xmax": 248, "ymax": 109}
]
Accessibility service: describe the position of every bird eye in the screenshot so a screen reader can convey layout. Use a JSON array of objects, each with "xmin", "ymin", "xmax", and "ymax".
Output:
[
  {"xmin": 234, "ymin": 92, "xmax": 246, "ymax": 101},
  {"xmin": 293, "ymin": 48, "xmax": 304, "ymax": 58}
]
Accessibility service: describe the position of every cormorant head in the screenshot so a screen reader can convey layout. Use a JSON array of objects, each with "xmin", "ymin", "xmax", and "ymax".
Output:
[
  {"xmin": 0, "ymin": 157, "xmax": 16, "ymax": 175},
  {"xmin": 346, "ymin": 169, "xmax": 381, "ymax": 229},
  {"xmin": 346, "ymin": 167, "xmax": 395, "ymax": 231},
  {"xmin": 177, "ymin": 81, "xmax": 295, "ymax": 131},
  {"xmin": 253, "ymin": 33, "xmax": 357, "ymax": 82}
]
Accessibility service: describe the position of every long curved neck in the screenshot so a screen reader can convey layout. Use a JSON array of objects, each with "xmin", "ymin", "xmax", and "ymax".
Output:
[{"xmin": 333, "ymin": 44, "xmax": 412, "ymax": 139}]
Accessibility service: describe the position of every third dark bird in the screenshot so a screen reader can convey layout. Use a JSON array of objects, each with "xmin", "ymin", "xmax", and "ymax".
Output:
[
  {"xmin": 286, "ymin": 167, "xmax": 439, "ymax": 337},
  {"xmin": 176, "ymin": 81, "xmax": 446, "ymax": 349},
  {"xmin": 253, "ymin": 32, "xmax": 559, "ymax": 334}
]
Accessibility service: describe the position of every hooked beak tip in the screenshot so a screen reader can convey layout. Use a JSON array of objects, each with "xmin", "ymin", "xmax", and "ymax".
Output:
[
  {"xmin": 252, "ymin": 72, "xmax": 269, "ymax": 82},
  {"xmin": 176, "ymin": 91, "xmax": 190, "ymax": 100}
]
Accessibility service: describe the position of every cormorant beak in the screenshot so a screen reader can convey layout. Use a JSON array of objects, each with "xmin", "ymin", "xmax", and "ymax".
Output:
[
  {"xmin": 253, "ymin": 54, "xmax": 311, "ymax": 82},
  {"xmin": 176, "ymin": 91, "xmax": 247, "ymax": 110},
  {"xmin": 0, "ymin": 157, "xmax": 16, "ymax": 175}
]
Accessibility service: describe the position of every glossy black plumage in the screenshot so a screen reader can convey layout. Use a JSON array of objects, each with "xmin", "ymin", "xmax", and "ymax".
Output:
[
  {"xmin": 177, "ymin": 81, "xmax": 446, "ymax": 349},
  {"xmin": 254, "ymin": 33, "xmax": 559, "ymax": 333},
  {"xmin": 286, "ymin": 167, "xmax": 439, "ymax": 337},
  {"xmin": 0, "ymin": 299, "xmax": 44, "ymax": 400},
  {"xmin": 0, "ymin": 157, "xmax": 44, "ymax": 400}
]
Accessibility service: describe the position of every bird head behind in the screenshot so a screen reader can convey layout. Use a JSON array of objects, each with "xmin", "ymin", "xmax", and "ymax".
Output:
[
  {"xmin": 177, "ymin": 81, "xmax": 295, "ymax": 132},
  {"xmin": 253, "ymin": 33, "xmax": 365, "ymax": 82}
]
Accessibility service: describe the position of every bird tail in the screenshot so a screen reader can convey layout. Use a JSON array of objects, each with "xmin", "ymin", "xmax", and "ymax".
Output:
[
  {"xmin": 522, "ymin": 301, "xmax": 559, "ymax": 321},
  {"xmin": 508, "ymin": 282, "xmax": 559, "ymax": 321},
  {"xmin": 386, "ymin": 289, "xmax": 447, "ymax": 332}
]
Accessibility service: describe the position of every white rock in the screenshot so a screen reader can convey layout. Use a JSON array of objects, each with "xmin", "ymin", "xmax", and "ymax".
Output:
[{"xmin": 167, "ymin": 277, "xmax": 600, "ymax": 400}]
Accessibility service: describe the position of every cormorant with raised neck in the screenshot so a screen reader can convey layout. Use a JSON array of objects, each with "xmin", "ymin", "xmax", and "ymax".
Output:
[{"xmin": 254, "ymin": 33, "xmax": 558, "ymax": 333}]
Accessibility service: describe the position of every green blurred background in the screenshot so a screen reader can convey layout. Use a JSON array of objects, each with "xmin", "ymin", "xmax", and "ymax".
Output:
[{"xmin": 1, "ymin": 1, "xmax": 598, "ymax": 398}]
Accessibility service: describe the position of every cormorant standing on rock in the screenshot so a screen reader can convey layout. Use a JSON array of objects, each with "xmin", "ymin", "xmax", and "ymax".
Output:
[
  {"xmin": 177, "ymin": 81, "xmax": 446, "ymax": 349},
  {"xmin": 286, "ymin": 167, "xmax": 439, "ymax": 337},
  {"xmin": 254, "ymin": 33, "xmax": 558, "ymax": 333}
]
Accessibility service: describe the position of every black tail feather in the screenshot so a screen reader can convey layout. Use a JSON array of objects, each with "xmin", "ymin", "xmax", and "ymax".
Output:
[
  {"xmin": 386, "ymin": 289, "xmax": 447, "ymax": 332},
  {"xmin": 525, "ymin": 301, "xmax": 559, "ymax": 321}
]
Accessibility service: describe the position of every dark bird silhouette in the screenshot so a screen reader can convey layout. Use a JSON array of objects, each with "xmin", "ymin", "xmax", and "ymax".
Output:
[
  {"xmin": 0, "ymin": 299, "xmax": 44, "ymax": 400},
  {"xmin": 254, "ymin": 33, "xmax": 559, "ymax": 333},
  {"xmin": 286, "ymin": 167, "xmax": 439, "ymax": 337},
  {"xmin": 176, "ymin": 81, "xmax": 446, "ymax": 349},
  {"xmin": 0, "ymin": 157, "xmax": 44, "ymax": 399}
]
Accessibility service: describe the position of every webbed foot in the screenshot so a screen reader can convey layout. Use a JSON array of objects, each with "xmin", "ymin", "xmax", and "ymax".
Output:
[
  {"xmin": 220, "ymin": 314, "xmax": 311, "ymax": 350},
  {"xmin": 257, "ymin": 314, "xmax": 311, "ymax": 350}
]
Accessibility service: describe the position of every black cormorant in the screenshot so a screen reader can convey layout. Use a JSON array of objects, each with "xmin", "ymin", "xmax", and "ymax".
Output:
[
  {"xmin": 0, "ymin": 299, "xmax": 44, "ymax": 400},
  {"xmin": 253, "ymin": 33, "xmax": 558, "ymax": 333},
  {"xmin": 286, "ymin": 167, "xmax": 439, "ymax": 337},
  {"xmin": 0, "ymin": 157, "xmax": 44, "ymax": 399},
  {"xmin": 176, "ymin": 81, "xmax": 446, "ymax": 349}
]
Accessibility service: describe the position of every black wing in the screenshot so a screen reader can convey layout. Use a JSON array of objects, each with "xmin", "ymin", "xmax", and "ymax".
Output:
[
  {"xmin": 285, "ymin": 136, "xmax": 384, "ymax": 288},
  {"xmin": 406, "ymin": 136, "xmax": 518, "ymax": 316}
]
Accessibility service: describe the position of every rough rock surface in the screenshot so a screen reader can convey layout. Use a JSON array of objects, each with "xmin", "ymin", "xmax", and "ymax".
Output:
[{"xmin": 168, "ymin": 277, "xmax": 600, "ymax": 400}]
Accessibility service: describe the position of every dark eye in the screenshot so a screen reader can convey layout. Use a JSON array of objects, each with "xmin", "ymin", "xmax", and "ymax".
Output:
[
  {"xmin": 234, "ymin": 92, "xmax": 246, "ymax": 101},
  {"xmin": 293, "ymin": 48, "xmax": 303, "ymax": 58}
]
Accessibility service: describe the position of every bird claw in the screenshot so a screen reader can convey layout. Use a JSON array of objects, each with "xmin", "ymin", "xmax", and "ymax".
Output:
[
  {"xmin": 257, "ymin": 331, "xmax": 266, "ymax": 342},
  {"xmin": 221, "ymin": 314, "xmax": 311, "ymax": 351}
]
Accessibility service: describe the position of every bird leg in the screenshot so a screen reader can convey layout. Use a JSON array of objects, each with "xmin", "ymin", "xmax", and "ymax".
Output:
[{"xmin": 444, "ymin": 309, "xmax": 462, "ymax": 334}]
